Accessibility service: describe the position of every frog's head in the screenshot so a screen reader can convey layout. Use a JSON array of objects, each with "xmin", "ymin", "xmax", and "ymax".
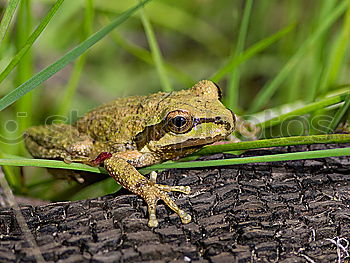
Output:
[{"xmin": 137, "ymin": 80, "xmax": 235, "ymax": 156}]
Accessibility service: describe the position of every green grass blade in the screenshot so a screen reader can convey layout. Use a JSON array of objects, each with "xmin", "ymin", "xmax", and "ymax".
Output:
[
  {"xmin": 196, "ymin": 134, "xmax": 350, "ymax": 155},
  {"xmin": 56, "ymin": 0, "xmax": 94, "ymax": 117},
  {"xmin": 0, "ymin": 0, "xmax": 20, "ymax": 45},
  {"xmin": 249, "ymin": 0, "xmax": 350, "ymax": 113},
  {"xmin": 257, "ymin": 91, "xmax": 349, "ymax": 129},
  {"xmin": 0, "ymin": 0, "xmax": 151, "ymax": 112},
  {"xmin": 70, "ymin": 178, "xmax": 121, "ymax": 200},
  {"xmin": 109, "ymin": 29, "xmax": 195, "ymax": 87},
  {"xmin": 211, "ymin": 22, "xmax": 296, "ymax": 83},
  {"xmin": 252, "ymin": 86, "xmax": 350, "ymax": 123},
  {"xmin": 321, "ymin": 3, "xmax": 350, "ymax": 93},
  {"xmin": 95, "ymin": 1, "xmax": 230, "ymax": 56},
  {"xmin": 56, "ymin": 56, "xmax": 86, "ymax": 117},
  {"xmin": 0, "ymin": 151, "xmax": 20, "ymax": 189},
  {"xmin": 141, "ymin": 147, "xmax": 350, "ymax": 171},
  {"xmin": 154, "ymin": 147, "xmax": 350, "ymax": 170},
  {"xmin": 140, "ymin": 4, "xmax": 172, "ymax": 92},
  {"xmin": 2, "ymin": 133, "xmax": 349, "ymax": 175},
  {"xmin": 0, "ymin": 0, "xmax": 65, "ymax": 85},
  {"xmin": 327, "ymin": 93, "xmax": 350, "ymax": 133},
  {"xmin": 0, "ymin": 158, "xmax": 103, "ymax": 173},
  {"xmin": 1, "ymin": 146, "xmax": 349, "ymax": 175},
  {"xmin": 14, "ymin": 0, "xmax": 33, "ymax": 158},
  {"xmin": 305, "ymin": 1, "xmax": 336, "ymax": 102},
  {"xmin": 227, "ymin": 0, "xmax": 253, "ymax": 111}
]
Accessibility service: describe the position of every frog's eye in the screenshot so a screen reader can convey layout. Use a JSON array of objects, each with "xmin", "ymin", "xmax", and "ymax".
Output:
[{"xmin": 166, "ymin": 110, "xmax": 193, "ymax": 134}]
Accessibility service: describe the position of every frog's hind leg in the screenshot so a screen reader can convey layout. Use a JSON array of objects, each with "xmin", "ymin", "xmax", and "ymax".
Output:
[
  {"xmin": 24, "ymin": 124, "xmax": 93, "ymax": 162},
  {"xmin": 104, "ymin": 155, "xmax": 191, "ymax": 227}
]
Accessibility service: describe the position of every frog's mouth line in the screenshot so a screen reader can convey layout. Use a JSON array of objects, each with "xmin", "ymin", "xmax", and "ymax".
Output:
[{"xmin": 162, "ymin": 134, "xmax": 227, "ymax": 150}]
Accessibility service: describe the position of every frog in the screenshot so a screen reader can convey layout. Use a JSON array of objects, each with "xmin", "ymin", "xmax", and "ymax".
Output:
[{"xmin": 24, "ymin": 80, "xmax": 236, "ymax": 227}]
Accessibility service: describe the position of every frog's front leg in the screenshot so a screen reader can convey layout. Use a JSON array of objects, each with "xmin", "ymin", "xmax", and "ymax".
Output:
[{"xmin": 103, "ymin": 154, "xmax": 191, "ymax": 227}]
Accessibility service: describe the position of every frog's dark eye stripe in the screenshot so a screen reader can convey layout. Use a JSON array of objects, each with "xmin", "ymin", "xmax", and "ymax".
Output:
[
  {"xmin": 166, "ymin": 110, "xmax": 193, "ymax": 134},
  {"xmin": 193, "ymin": 116, "xmax": 232, "ymax": 131}
]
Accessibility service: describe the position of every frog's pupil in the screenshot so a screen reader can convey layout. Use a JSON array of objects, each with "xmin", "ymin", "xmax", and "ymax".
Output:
[{"xmin": 172, "ymin": 116, "xmax": 187, "ymax": 128}]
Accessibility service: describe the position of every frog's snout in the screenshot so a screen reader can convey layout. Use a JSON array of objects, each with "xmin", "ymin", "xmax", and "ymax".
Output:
[{"xmin": 214, "ymin": 109, "xmax": 236, "ymax": 136}]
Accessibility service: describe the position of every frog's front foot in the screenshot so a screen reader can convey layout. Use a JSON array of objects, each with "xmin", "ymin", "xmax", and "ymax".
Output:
[
  {"xmin": 144, "ymin": 171, "xmax": 191, "ymax": 227},
  {"xmin": 104, "ymin": 156, "xmax": 191, "ymax": 227}
]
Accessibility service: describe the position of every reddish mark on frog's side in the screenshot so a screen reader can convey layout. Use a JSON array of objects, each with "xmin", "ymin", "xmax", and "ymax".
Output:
[{"xmin": 92, "ymin": 152, "xmax": 113, "ymax": 165}]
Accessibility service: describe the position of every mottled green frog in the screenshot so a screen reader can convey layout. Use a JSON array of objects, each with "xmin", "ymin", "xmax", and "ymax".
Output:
[{"xmin": 24, "ymin": 80, "xmax": 235, "ymax": 227}]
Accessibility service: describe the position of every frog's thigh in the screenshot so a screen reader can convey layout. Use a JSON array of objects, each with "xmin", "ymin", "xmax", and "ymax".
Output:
[
  {"xmin": 104, "ymin": 155, "xmax": 191, "ymax": 227},
  {"xmin": 25, "ymin": 135, "xmax": 66, "ymax": 159},
  {"xmin": 25, "ymin": 124, "xmax": 93, "ymax": 161}
]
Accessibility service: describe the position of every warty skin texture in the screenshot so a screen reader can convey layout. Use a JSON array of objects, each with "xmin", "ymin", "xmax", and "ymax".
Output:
[{"xmin": 24, "ymin": 80, "xmax": 235, "ymax": 227}]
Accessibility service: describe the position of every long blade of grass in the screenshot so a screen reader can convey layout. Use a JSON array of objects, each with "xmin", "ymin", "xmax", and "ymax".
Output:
[
  {"xmin": 108, "ymin": 29, "xmax": 195, "ymax": 87},
  {"xmin": 147, "ymin": 147, "xmax": 350, "ymax": 171},
  {"xmin": 0, "ymin": 0, "xmax": 151, "ymax": 112},
  {"xmin": 252, "ymin": 85, "xmax": 350, "ymax": 124},
  {"xmin": 95, "ymin": 1, "xmax": 230, "ymax": 56},
  {"xmin": 257, "ymin": 91, "xmax": 349, "ymax": 129},
  {"xmin": 326, "ymin": 93, "xmax": 350, "ymax": 133},
  {"xmin": 2, "ymin": 134, "xmax": 349, "ymax": 173},
  {"xmin": 0, "ymin": 151, "xmax": 20, "ymax": 189},
  {"xmin": 140, "ymin": 3, "xmax": 172, "ymax": 92},
  {"xmin": 0, "ymin": 0, "xmax": 20, "ymax": 46},
  {"xmin": 56, "ymin": 0, "xmax": 94, "ymax": 117},
  {"xmin": 249, "ymin": 0, "xmax": 350, "ymax": 113},
  {"xmin": 1, "ymin": 147, "xmax": 349, "ymax": 174},
  {"xmin": 142, "ymin": 147, "xmax": 350, "ymax": 171},
  {"xmin": 14, "ymin": 0, "xmax": 33, "ymax": 158},
  {"xmin": 0, "ymin": 0, "xmax": 65, "ymax": 85},
  {"xmin": 305, "ymin": 1, "xmax": 336, "ymax": 102},
  {"xmin": 70, "ymin": 178, "xmax": 121, "ymax": 200},
  {"xmin": 227, "ymin": 0, "xmax": 253, "ymax": 111},
  {"xmin": 196, "ymin": 134, "xmax": 350, "ymax": 156},
  {"xmin": 321, "ymin": 3, "xmax": 350, "ymax": 93},
  {"xmin": 211, "ymin": 22, "xmax": 296, "ymax": 83},
  {"xmin": 0, "ymin": 158, "xmax": 103, "ymax": 173},
  {"xmin": 284, "ymin": 1, "xmax": 302, "ymax": 103}
]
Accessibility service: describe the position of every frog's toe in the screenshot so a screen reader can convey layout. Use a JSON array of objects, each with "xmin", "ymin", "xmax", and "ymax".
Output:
[
  {"xmin": 147, "ymin": 200, "xmax": 159, "ymax": 227},
  {"xmin": 141, "ymin": 184, "xmax": 191, "ymax": 226},
  {"xmin": 148, "ymin": 214, "xmax": 158, "ymax": 228},
  {"xmin": 149, "ymin": 171, "xmax": 191, "ymax": 194},
  {"xmin": 157, "ymin": 190, "xmax": 191, "ymax": 225},
  {"xmin": 179, "ymin": 210, "xmax": 192, "ymax": 224},
  {"xmin": 157, "ymin": 184, "xmax": 191, "ymax": 194},
  {"xmin": 149, "ymin": 171, "xmax": 158, "ymax": 183}
]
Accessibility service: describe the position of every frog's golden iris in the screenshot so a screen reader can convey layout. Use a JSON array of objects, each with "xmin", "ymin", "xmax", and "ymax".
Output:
[{"xmin": 165, "ymin": 110, "xmax": 193, "ymax": 134}]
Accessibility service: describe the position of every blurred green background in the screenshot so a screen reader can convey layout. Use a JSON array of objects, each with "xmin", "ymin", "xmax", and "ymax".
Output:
[{"xmin": 0, "ymin": 0, "xmax": 349, "ymax": 200}]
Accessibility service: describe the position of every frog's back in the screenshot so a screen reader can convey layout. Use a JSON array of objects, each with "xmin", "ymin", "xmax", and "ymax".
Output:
[
  {"xmin": 75, "ymin": 92, "xmax": 168, "ymax": 145},
  {"xmin": 75, "ymin": 80, "xmax": 233, "ymax": 152}
]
